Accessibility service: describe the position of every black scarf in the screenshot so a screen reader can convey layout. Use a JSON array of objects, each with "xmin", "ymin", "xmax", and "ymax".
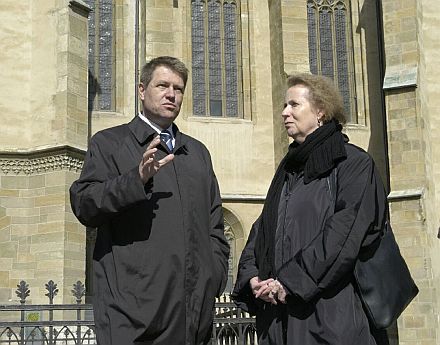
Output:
[{"xmin": 255, "ymin": 120, "xmax": 347, "ymax": 279}]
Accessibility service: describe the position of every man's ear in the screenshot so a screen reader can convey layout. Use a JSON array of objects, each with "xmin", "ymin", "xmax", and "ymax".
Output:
[{"xmin": 138, "ymin": 83, "xmax": 145, "ymax": 100}]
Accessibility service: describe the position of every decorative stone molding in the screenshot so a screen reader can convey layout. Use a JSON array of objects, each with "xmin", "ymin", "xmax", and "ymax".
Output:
[
  {"xmin": 0, "ymin": 146, "xmax": 84, "ymax": 175},
  {"xmin": 224, "ymin": 223, "xmax": 235, "ymax": 241}
]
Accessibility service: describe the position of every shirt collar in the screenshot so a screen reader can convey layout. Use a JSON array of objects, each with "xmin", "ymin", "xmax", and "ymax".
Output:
[{"xmin": 138, "ymin": 112, "xmax": 174, "ymax": 138}]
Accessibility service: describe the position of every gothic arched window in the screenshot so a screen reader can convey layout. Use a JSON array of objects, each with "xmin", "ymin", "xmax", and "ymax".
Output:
[
  {"xmin": 307, "ymin": 0, "xmax": 356, "ymax": 122},
  {"xmin": 85, "ymin": 0, "xmax": 115, "ymax": 111},
  {"xmin": 191, "ymin": 0, "xmax": 243, "ymax": 118}
]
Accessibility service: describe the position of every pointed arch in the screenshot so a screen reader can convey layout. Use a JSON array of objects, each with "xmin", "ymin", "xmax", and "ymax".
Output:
[{"xmin": 223, "ymin": 207, "xmax": 244, "ymax": 293}]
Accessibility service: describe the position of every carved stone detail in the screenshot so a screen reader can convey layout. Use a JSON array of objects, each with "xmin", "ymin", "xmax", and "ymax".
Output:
[{"xmin": 0, "ymin": 149, "xmax": 84, "ymax": 175}]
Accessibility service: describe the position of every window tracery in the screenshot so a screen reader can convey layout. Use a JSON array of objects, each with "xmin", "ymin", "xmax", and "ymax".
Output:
[
  {"xmin": 191, "ymin": 0, "xmax": 242, "ymax": 118},
  {"xmin": 307, "ymin": 0, "xmax": 356, "ymax": 122}
]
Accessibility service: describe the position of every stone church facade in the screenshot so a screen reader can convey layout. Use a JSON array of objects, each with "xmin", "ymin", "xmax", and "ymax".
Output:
[{"xmin": 0, "ymin": 0, "xmax": 439, "ymax": 343}]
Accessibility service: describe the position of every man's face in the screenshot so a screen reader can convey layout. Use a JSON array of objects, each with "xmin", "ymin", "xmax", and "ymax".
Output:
[{"xmin": 139, "ymin": 65, "xmax": 185, "ymax": 129}]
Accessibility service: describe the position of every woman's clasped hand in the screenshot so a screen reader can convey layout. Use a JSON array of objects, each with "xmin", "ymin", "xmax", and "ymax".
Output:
[{"xmin": 250, "ymin": 277, "xmax": 287, "ymax": 305}]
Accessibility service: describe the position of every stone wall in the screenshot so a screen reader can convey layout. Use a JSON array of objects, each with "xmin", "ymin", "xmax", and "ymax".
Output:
[
  {"xmin": 0, "ymin": 148, "xmax": 85, "ymax": 304},
  {"xmin": 383, "ymin": 0, "xmax": 439, "ymax": 343},
  {"xmin": 0, "ymin": 0, "xmax": 89, "ymax": 304}
]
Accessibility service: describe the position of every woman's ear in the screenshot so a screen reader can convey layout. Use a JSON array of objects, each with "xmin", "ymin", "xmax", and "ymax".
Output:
[{"xmin": 317, "ymin": 109, "xmax": 325, "ymax": 125}]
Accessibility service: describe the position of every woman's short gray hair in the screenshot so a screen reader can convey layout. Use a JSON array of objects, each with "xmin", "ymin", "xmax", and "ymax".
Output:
[{"xmin": 286, "ymin": 73, "xmax": 347, "ymax": 125}]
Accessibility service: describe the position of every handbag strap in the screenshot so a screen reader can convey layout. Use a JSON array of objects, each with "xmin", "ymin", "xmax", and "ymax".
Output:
[{"xmin": 327, "ymin": 166, "xmax": 389, "ymax": 253}]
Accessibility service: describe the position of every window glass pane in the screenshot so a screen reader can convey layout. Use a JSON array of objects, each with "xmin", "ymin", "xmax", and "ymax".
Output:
[
  {"xmin": 85, "ymin": 0, "xmax": 114, "ymax": 111},
  {"xmin": 191, "ymin": 0, "xmax": 242, "ymax": 118},
  {"xmin": 307, "ymin": 0, "xmax": 356, "ymax": 123},
  {"xmin": 85, "ymin": 0, "xmax": 95, "ymax": 64},
  {"xmin": 319, "ymin": 8, "xmax": 334, "ymax": 79},
  {"xmin": 210, "ymin": 100, "xmax": 222, "ymax": 117},
  {"xmin": 98, "ymin": 0, "xmax": 113, "ymax": 110},
  {"xmin": 208, "ymin": 0, "xmax": 222, "ymax": 116},
  {"xmin": 191, "ymin": 0, "xmax": 206, "ymax": 116},
  {"xmin": 224, "ymin": 2, "xmax": 238, "ymax": 117},
  {"xmin": 85, "ymin": 0, "xmax": 96, "ymax": 110},
  {"xmin": 335, "ymin": 5, "xmax": 352, "ymax": 121},
  {"xmin": 307, "ymin": 2, "xmax": 318, "ymax": 75}
]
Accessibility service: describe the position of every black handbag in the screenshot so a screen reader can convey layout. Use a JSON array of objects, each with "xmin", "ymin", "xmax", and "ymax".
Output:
[
  {"xmin": 327, "ymin": 168, "xmax": 419, "ymax": 330},
  {"xmin": 353, "ymin": 221, "xmax": 419, "ymax": 329}
]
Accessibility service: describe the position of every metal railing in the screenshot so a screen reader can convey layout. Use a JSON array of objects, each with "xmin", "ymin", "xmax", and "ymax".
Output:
[{"xmin": 0, "ymin": 281, "xmax": 257, "ymax": 345}]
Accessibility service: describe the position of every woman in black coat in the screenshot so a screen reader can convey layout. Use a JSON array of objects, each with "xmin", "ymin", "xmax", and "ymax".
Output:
[{"xmin": 232, "ymin": 73, "xmax": 389, "ymax": 345}]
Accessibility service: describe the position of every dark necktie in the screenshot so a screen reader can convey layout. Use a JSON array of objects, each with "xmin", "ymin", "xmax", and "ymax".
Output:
[{"xmin": 160, "ymin": 130, "xmax": 173, "ymax": 152}]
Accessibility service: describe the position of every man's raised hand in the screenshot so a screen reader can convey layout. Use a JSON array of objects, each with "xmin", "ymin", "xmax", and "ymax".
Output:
[{"xmin": 139, "ymin": 135, "xmax": 174, "ymax": 184}]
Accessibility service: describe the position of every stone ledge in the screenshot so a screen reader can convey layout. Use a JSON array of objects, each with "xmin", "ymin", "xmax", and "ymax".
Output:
[
  {"xmin": 388, "ymin": 187, "xmax": 424, "ymax": 201},
  {"xmin": 221, "ymin": 194, "xmax": 266, "ymax": 202},
  {"xmin": 383, "ymin": 66, "xmax": 417, "ymax": 90},
  {"xmin": 69, "ymin": 0, "xmax": 91, "ymax": 17}
]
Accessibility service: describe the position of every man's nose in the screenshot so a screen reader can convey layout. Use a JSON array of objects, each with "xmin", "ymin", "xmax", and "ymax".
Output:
[{"xmin": 165, "ymin": 86, "xmax": 176, "ymax": 98}]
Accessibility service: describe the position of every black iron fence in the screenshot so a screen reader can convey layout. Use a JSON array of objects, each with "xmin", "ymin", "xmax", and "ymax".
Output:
[{"xmin": 0, "ymin": 280, "xmax": 257, "ymax": 345}]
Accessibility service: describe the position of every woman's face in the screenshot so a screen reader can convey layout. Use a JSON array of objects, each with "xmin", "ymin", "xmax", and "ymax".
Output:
[{"xmin": 282, "ymin": 85, "xmax": 322, "ymax": 143}]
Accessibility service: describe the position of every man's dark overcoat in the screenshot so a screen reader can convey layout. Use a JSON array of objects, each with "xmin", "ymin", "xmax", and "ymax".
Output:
[{"xmin": 70, "ymin": 116, "xmax": 229, "ymax": 345}]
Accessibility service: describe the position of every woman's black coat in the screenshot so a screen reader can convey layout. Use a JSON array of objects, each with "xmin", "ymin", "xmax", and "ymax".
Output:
[{"xmin": 233, "ymin": 143, "xmax": 388, "ymax": 345}]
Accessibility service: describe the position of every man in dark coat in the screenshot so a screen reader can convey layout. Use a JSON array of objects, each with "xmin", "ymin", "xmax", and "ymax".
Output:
[{"xmin": 70, "ymin": 56, "xmax": 229, "ymax": 345}]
